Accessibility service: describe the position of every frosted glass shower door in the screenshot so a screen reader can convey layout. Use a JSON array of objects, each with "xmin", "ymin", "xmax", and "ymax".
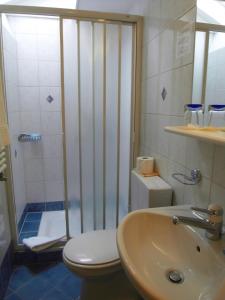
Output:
[{"xmin": 61, "ymin": 18, "xmax": 133, "ymax": 236}]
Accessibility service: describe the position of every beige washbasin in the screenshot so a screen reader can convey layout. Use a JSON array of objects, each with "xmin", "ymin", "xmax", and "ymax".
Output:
[{"xmin": 117, "ymin": 207, "xmax": 225, "ymax": 300}]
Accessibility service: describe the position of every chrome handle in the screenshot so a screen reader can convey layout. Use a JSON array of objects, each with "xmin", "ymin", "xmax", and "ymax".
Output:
[{"xmin": 191, "ymin": 206, "xmax": 223, "ymax": 216}]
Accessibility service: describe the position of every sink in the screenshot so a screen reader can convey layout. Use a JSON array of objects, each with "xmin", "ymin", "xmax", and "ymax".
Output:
[{"xmin": 117, "ymin": 207, "xmax": 225, "ymax": 300}]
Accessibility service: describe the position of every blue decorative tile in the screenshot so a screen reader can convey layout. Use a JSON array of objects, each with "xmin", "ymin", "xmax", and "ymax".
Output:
[
  {"xmin": 16, "ymin": 277, "xmax": 54, "ymax": 300},
  {"xmin": 21, "ymin": 221, "xmax": 40, "ymax": 232},
  {"xmin": 25, "ymin": 213, "xmax": 42, "ymax": 222},
  {"xmin": 40, "ymin": 288, "xmax": 72, "ymax": 300}
]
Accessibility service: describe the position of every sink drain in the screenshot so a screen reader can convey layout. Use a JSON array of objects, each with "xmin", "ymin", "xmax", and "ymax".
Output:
[{"xmin": 166, "ymin": 270, "xmax": 184, "ymax": 284}]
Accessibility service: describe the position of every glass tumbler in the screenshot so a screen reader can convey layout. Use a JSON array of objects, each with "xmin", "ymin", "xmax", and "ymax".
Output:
[
  {"xmin": 206, "ymin": 105, "xmax": 225, "ymax": 128},
  {"xmin": 184, "ymin": 104, "xmax": 204, "ymax": 127}
]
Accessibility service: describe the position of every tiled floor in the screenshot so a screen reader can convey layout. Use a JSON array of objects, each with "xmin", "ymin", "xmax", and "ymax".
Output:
[{"xmin": 4, "ymin": 262, "xmax": 81, "ymax": 300}]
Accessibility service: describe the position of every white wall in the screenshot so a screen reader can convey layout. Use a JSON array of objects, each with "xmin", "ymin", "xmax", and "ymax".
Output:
[
  {"xmin": 7, "ymin": 15, "xmax": 64, "ymax": 205},
  {"xmin": 129, "ymin": 0, "xmax": 225, "ymax": 216},
  {"xmin": 2, "ymin": 14, "xmax": 26, "ymax": 223}
]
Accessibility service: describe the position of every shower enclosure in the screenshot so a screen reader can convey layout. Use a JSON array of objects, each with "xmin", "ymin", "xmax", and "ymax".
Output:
[{"xmin": 0, "ymin": 5, "xmax": 142, "ymax": 249}]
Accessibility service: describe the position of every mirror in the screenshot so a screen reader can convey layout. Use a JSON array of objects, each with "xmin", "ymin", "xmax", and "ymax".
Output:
[{"xmin": 193, "ymin": 0, "xmax": 225, "ymax": 108}]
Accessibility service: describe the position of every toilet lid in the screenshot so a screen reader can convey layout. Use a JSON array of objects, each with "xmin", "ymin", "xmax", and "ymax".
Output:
[{"xmin": 63, "ymin": 229, "xmax": 120, "ymax": 265}]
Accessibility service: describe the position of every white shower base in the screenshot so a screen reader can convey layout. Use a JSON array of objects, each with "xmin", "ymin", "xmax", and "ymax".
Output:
[{"xmin": 38, "ymin": 211, "xmax": 66, "ymax": 237}]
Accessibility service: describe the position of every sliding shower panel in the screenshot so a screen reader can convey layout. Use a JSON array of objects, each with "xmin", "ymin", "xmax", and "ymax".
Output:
[{"xmin": 61, "ymin": 18, "xmax": 134, "ymax": 236}]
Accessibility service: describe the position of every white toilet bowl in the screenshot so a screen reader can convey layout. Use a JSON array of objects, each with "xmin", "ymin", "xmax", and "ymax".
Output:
[{"xmin": 63, "ymin": 229, "xmax": 141, "ymax": 300}]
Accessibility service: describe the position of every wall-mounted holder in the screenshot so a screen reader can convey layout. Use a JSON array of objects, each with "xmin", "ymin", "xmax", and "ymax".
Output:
[
  {"xmin": 18, "ymin": 133, "xmax": 42, "ymax": 143},
  {"xmin": 172, "ymin": 169, "xmax": 201, "ymax": 185}
]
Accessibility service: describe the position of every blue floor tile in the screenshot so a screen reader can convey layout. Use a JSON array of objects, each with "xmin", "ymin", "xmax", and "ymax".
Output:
[
  {"xmin": 9, "ymin": 266, "xmax": 33, "ymax": 291},
  {"xmin": 57, "ymin": 273, "xmax": 81, "ymax": 299},
  {"xmin": 21, "ymin": 221, "xmax": 40, "ymax": 232},
  {"xmin": 39, "ymin": 263, "xmax": 72, "ymax": 284},
  {"xmin": 40, "ymin": 288, "xmax": 72, "ymax": 300},
  {"xmin": 25, "ymin": 212, "xmax": 42, "ymax": 222},
  {"xmin": 5, "ymin": 292, "xmax": 23, "ymax": 300},
  {"xmin": 6, "ymin": 262, "xmax": 81, "ymax": 300},
  {"xmin": 4, "ymin": 287, "xmax": 13, "ymax": 297},
  {"xmin": 16, "ymin": 276, "xmax": 54, "ymax": 300}
]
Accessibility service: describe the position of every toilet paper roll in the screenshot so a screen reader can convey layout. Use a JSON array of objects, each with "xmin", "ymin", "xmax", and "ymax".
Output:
[{"xmin": 136, "ymin": 156, "xmax": 154, "ymax": 175}]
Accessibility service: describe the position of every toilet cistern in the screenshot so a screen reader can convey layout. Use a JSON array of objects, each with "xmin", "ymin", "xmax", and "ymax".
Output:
[{"xmin": 172, "ymin": 204, "xmax": 223, "ymax": 241}]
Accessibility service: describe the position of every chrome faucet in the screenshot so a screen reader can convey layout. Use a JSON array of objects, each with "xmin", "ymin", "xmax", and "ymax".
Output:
[{"xmin": 172, "ymin": 204, "xmax": 223, "ymax": 241}]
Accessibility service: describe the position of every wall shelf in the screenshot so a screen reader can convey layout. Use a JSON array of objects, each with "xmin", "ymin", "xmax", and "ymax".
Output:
[{"xmin": 164, "ymin": 126, "xmax": 225, "ymax": 145}]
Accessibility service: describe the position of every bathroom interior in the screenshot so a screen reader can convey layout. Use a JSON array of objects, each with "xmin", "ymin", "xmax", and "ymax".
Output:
[{"xmin": 0, "ymin": 0, "xmax": 225, "ymax": 300}]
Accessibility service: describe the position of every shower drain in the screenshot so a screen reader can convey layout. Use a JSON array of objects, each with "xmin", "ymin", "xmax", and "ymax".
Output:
[{"xmin": 166, "ymin": 270, "xmax": 184, "ymax": 284}]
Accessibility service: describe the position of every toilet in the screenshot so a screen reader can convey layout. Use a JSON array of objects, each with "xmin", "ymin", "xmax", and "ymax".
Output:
[
  {"xmin": 63, "ymin": 172, "xmax": 172, "ymax": 300},
  {"xmin": 63, "ymin": 229, "xmax": 140, "ymax": 300}
]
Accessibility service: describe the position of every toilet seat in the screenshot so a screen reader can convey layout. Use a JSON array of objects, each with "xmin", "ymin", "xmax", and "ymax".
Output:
[{"xmin": 63, "ymin": 229, "xmax": 121, "ymax": 277}]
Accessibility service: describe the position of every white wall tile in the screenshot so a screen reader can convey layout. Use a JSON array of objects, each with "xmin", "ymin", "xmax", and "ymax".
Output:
[
  {"xmin": 39, "ymin": 62, "xmax": 60, "ymax": 86},
  {"xmin": 183, "ymin": 175, "xmax": 211, "ymax": 207},
  {"xmin": 146, "ymin": 37, "xmax": 160, "ymax": 78},
  {"xmin": 160, "ymin": 28, "xmax": 175, "ymax": 73},
  {"xmin": 43, "ymin": 158, "xmax": 64, "ymax": 181},
  {"xmin": 157, "ymin": 115, "xmax": 170, "ymax": 157},
  {"xmin": 8, "ymin": 112, "xmax": 21, "ymax": 137},
  {"xmin": 41, "ymin": 112, "xmax": 62, "ymax": 134},
  {"xmin": 26, "ymin": 181, "xmax": 45, "ymax": 203},
  {"xmin": 19, "ymin": 87, "xmax": 40, "ymax": 112},
  {"xmin": 16, "ymin": 33, "xmax": 37, "ymax": 61},
  {"xmin": 167, "ymin": 161, "xmax": 185, "ymax": 205},
  {"xmin": 24, "ymin": 159, "xmax": 44, "ymax": 182},
  {"xmin": 143, "ymin": 75, "xmax": 159, "ymax": 114},
  {"xmin": 36, "ymin": 18, "xmax": 59, "ymax": 36},
  {"xmin": 45, "ymin": 181, "xmax": 64, "ymax": 202},
  {"xmin": 20, "ymin": 111, "xmax": 41, "ymax": 132},
  {"xmin": 143, "ymin": 0, "xmax": 161, "ymax": 44},
  {"xmin": 22, "ymin": 141, "xmax": 43, "ymax": 159},
  {"xmin": 210, "ymin": 184, "xmax": 225, "ymax": 218},
  {"xmin": 18, "ymin": 59, "xmax": 38, "ymax": 86},
  {"xmin": 186, "ymin": 139, "xmax": 215, "ymax": 179},
  {"xmin": 213, "ymin": 145, "xmax": 225, "ymax": 188},
  {"xmin": 5, "ymin": 81, "xmax": 20, "ymax": 112},
  {"xmin": 4, "ymin": 51, "xmax": 18, "ymax": 84},
  {"xmin": 168, "ymin": 117, "xmax": 187, "ymax": 166},
  {"xmin": 9, "ymin": 16, "xmax": 38, "ymax": 34},
  {"xmin": 42, "ymin": 134, "xmax": 63, "ymax": 158},
  {"xmin": 37, "ymin": 34, "xmax": 60, "ymax": 61}
]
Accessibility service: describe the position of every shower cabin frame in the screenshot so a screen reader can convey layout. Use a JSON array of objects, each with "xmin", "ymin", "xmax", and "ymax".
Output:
[{"xmin": 0, "ymin": 5, "xmax": 143, "ymax": 251}]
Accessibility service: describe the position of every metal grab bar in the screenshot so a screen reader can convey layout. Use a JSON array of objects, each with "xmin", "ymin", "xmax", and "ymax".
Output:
[{"xmin": 172, "ymin": 169, "xmax": 201, "ymax": 185}]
